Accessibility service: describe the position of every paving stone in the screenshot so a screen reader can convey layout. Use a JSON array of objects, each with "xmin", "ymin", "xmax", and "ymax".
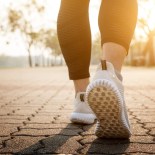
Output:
[
  {"xmin": 0, "ymin": 137, "xmax": 10, "ymax": 145},
  {"xmin": 144, "ymin": 123, "xmax": 155, "ymax": 128},
  {"xmin": 21, "ymin": 123, "xmax": 81, "ymax": 129},
  {"xmin": 0, "ymin": 144, "xmax": 3, "ymax": 149},
  {"xmin": 43, "ymin": 104, "xmax": 66, "ymax": 109},
  {"xmin": 130, "ymin": 119, "xmax": 139, "ymax": 124},
  {"xmin": 81, "ymin": 143, "xmax": 155, "ymax": 154},
  {"xmin": 80, "ymin": 135, "xmax": 129, "ymax": 145},
  {"xmin": 129, "ymin": 153, "xmax": 153, "ymax": 155},
  {"xmin": 149, "ymin": 128, "xmax": 155, "ymax": 136},
  {"xmin": 145, "ymin": 105, "xmax": 155, "ymax": 108},
  {"xmin": 0, "ymin": 136, "xmax": 43, "ymax": 154},
  {"xmin": 128, "ymin": 115, "xmax": 135, "ymax": 119},
  {"xmin": 0, "ymin": 109, "xmax": 11, "ymax": 115},
  {"xmin": 53, "ymin": 116, "xmax": 72, "ymax": 124},
  {"xmin": 129, "ymin": 108, "xmax": 146, "ymax": 111},
  {"xmin": 81, "ymin": 135, "xmax": 155, "ymax": 144},
  {"xmin": 82, "ymin": 124, "xmax": 147, "ymax": 136},
  {"xmin": 0, "ymin": 107, "xmax": 19, "ymax": 112},
  {"xmin": 12, "ymin": 128, "xmax": 83, "ymax": 136},
  {"xmin": 38, "ymin": 110, "xmax": 72, "ymax": 115},
  {"xmin": 13, "ymin": 110, "xmax": 37, "ymax": 115},
  {"xmin": 40, "ymin": 109, "xmax": 65, "ymax": 113},
  {"xmin": 0, "ymin": 119, "xmax": 25, "ymax": 124},
  {"xmin": 136, "ymin": 116, "xmax": 155, "ymax": 123},
  {"xmin": 132, "ymin": 124, "xmax": 148, "ymax": 136},
  {"xmin": 8, "ymin": 105, "xmax": 42, "ymax": 108},
  {"xmin": 132, "ymin": 111, "xmax": 155, "ymax": 115},
  {"xmin": 37, "ymin": 135, "xmax": 81, "ymax": 154},
  {"xmin": 0, "ymin": 115, "xmax": 28, "ymax": 120},
  {"xmin": 130, "ymin": 136, "xmax": 155, "ymax": 143},
  {"xmin": 26, "ymin": 116, "xmax": 55, "ymax": 124},
  {"xmin": 35, "ymin": 111, "xmax": 60, "ymax": 115},
  {"xmin": 82, "ymin": 125, "xmax": 96, "ymax": 136},
  {"xmin": 0, "ymin": 124, "xmax": 20, "ymax": 136},
  {"xmin": 131, "ymin": 109, "xmax": 155, "ymax": 112}
]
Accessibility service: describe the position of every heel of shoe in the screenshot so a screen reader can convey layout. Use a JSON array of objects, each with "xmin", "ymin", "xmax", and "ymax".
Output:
[
  {"xmin": 70, "ymin": 112, "xmax": 96, "ymax": 124},
  {"xmin": 86, "ymin": 79, "xmax": 131, "ymax": 138}
]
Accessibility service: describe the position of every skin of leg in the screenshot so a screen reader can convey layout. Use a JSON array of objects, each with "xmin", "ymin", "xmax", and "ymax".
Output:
[
  {"xmin": 73, "ymin": 78, "xmax": 90, "ymax": 95},
  {"xmin": 102, "ymin": 42, "xmax": 127, "ymax": 73}
]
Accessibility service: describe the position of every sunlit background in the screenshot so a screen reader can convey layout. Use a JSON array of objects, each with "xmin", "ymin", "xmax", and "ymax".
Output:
[{"xmin": 0, "ymin": 0, "xmax": 155, "ymax": 67}]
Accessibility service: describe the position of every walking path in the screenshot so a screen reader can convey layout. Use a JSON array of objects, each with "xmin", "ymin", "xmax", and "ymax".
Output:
[{"xmin": 0, "ymin": 66, "xmax": 155, "ymax": 154}]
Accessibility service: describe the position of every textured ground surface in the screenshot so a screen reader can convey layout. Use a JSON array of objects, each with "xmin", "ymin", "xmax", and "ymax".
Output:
[{"xmin": 0, "ymin": 66, "xmax": 155, "ymax": 155}]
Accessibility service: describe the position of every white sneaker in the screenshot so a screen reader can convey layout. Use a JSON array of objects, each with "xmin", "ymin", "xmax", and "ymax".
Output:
[
  {"xmin": 86, "ymin": 60, "xmax": 131, "ymax": 138},
  {"xmin": 70, "ymin": 92, "xmax": 96, "ymax": 124}
]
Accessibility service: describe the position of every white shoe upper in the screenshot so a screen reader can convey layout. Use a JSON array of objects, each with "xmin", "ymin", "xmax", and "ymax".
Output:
[
  {"xmin": 72, "ymin": 92, "xmax": 94, "ymax": 114},
  {"xmin": 70, "ymin": 92, "xmax": 96, "ymax": 124}
]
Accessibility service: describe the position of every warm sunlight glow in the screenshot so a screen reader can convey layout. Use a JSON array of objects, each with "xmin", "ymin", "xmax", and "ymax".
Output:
[
  {"xmin": 0, "ymin": 0, "xmax": 155, "ymax": 57},
  {"xmin": 138, "ymin": 0, "xmax": 155, "ymax": 30},
  {"xmin": 0, "ymin": 0, "xmax": 101, "ymax": 56}
]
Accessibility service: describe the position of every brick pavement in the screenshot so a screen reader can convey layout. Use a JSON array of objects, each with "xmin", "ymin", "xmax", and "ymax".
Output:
[{"xmin": 0, "ymin": 66, "xmax": 155, "ymax": 154}]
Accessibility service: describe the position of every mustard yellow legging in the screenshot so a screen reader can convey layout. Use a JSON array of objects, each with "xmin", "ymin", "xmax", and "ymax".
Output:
[{"xmin": 57, "ymin": 0, "xmax": 138, "ymax": 80}]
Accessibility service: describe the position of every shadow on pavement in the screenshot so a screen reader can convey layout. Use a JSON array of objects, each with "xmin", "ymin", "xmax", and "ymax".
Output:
[
  {"xmin": 15, "ymin": 123, "xmax": 93, "ymax": 154},
  {"xmin": 87, "ymin": 138, "xmax": 130, "ymax": 154},
  {"xmin": 15, "ymin": 123, "xmax": 130, "ymax": 154}
]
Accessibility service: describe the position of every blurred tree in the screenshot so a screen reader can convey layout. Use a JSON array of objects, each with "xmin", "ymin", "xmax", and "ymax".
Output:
[
  {"xmin": 7, "ymin": 9, "xmax": 22, "ymax": 31},
  {"xmin": 44, "ymin": 30, "xmax": 62, "ymax": 66},
  {"xmin": 138, "ymin": 0, "xmax": 155, "ymax": 66},
  {"xmin": 27, "ymin": 32, "xmax": 42, "ymax": 67},
  {"xmin": 7, "ymin": 0, "xmax": 45, "ymax": 67},
  {"xmin": 139, "ymin": 18, "xmax": 155, "ymax": 66},
  {"xmin": 91, "ymin": 34, "xmax": 101, "ymax": 64}
]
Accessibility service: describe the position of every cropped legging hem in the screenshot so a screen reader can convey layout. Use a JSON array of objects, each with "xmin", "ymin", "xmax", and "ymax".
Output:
[
  {"xmin": 101, "ymin": 38, "xmax": 130, "ymax": 55},
  {"xmin": 69, "ymin": 72, "xmax": 90, "ymax": 80}
]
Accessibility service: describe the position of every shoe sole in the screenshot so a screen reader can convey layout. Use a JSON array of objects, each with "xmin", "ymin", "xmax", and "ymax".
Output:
[
  {"xmin": 86, "ymin": 79, "xmax": 131, "ymax": 138},
  {"xmin": 70, "ymin": 112, "xmax": 96, "ymax": 124}
]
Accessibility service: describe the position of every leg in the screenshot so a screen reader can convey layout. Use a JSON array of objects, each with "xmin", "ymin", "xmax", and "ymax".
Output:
[
  {"xmin": 98, "ymin": 0, "xmax": 138, "ymax": 72},
  {"xmin": 57, "ymin": 0, "xmax": 91, "ymax": 94},
  {"xmin": 86, "ymin": 0, "xmax": 138, "ymax": 138}
]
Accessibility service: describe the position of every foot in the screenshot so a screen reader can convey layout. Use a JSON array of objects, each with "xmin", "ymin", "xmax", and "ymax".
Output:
[
  {"xmin": 86, "ymin": 60, "xmax": 131, "ymax": 138},
  {"xmin": 70, "ymin": 92, "xmax": 96, "ymax": 124}
]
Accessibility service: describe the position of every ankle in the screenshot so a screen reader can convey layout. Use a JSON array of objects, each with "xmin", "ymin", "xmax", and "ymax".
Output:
[
  {"xmin": 73, "ymin": 78, "xmax": 89, "ymax": 95},
  {"xmin": 102, "ymin": 43, "xmax": 126, "ymax": 72}
]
